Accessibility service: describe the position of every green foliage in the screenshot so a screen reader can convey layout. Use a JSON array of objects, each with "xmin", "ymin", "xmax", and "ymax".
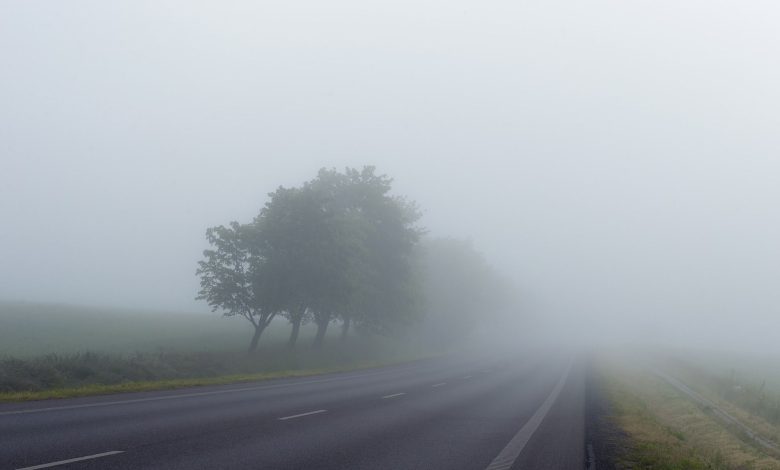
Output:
[
  {"xmin": 197, "ymin": 222, "xmax": 254, "ymax": 319},
  {"xmin": 196, "ymin": 166, "xmax": 516, "ymax": 353},
  {"xmin": 196, "ymin": 221, "xmax": 279, "ymax": 352},
  {"xmin": 197, "ymin": 166, "xmax": 425, "ymax": 350}
]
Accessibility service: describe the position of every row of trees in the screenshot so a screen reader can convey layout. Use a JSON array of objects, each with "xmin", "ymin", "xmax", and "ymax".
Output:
[
  {"xmin": 417, "ymin": 237, "xmax": 513, "ymax": 347},
  {"xmin": 196, "ymin": 166, "xmax": 512, "ymax": 353},
  {"xmin": 196, "ymin": 167, "xmax": 422, "ymax": 352}
]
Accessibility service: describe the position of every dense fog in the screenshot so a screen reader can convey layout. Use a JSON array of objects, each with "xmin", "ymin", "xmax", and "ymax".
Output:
[{"xmin": 2, "ymin": 1, "xmax": 780, "ymax": 352}]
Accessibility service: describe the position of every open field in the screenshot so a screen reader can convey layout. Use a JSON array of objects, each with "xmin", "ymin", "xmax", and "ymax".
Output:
[
  {"xmin": 0, "ymin": 301, "xmax": 433, "ymax": 400},
  {"xmin": 0, "ymin": 301, "xmax": 280, "ymax": 356},
  {"xmin": 594, "ymin": 353, "xmax": 780, "ymax": 469}
]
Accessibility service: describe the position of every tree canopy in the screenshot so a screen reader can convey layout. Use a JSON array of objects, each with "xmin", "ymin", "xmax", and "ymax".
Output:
[
  {"xmin": 197, "ymin": 166, "xmax": 516, "ymax": 353},
  {"xmin": 197, "ymin": 166, "xmax": 424, "ymax": 352}
]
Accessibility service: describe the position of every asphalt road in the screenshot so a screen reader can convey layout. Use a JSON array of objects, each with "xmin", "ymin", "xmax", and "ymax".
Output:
[{"xmin": 0, "ymin": 352, "xmax": 585, "ymax": 470}]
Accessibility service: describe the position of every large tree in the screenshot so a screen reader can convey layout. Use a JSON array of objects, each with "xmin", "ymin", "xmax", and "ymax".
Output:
[
  {"xmin": 250, "ymin": 183, "xmax": 361, "ymax": 348},
  {"xmin": 197, "ymin": 166, "xmax": 424, "ymax": 351},
  {"xmin": 336, "ymin": 167, "xmax": 423, "ymax": 338},
  {"xmin": 196, "ymin": 222, "xmax": 280, "ymax": 353},
  {"xmin": 259, "ymin": 167, "xmax": 424, "ymax": 347},
  {"xmin": 299, "ymin": 169, "xmax": 369, "ymax": 347}
]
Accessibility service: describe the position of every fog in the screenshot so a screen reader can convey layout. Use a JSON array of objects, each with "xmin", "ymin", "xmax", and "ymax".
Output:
[{"xmin": 2, "ymin": 1, "xmax": 779, "ymax": 352}]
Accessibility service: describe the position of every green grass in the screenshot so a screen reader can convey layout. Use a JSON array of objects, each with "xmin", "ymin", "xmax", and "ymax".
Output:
[
  {"xmin": 0, "ymin": 300, "xmax": 439, "ymax": 402},
  {"xmin": 666, "ymin": 353, "xmax": 780, "ymax": 428},
  {"xmin": 598, "ymin": 356, "xmax": 780, "ymax": 469},
  {"xmin": 0, "ymin": 338, "xmax": 432, "ymax": 394},
  {"xmin": 0, "ymin": 356, "xmax": 426, "ymax": 402},
  {"xmin": 599, "ymin": 369, "xmax": 711, "ymax": 469},
  {"xmin": 0, "ymin": 301, "xmax": 276, "ymax": 356}
]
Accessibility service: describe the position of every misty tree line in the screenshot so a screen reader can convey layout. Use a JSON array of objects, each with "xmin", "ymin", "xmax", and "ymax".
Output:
[{"xmin": 196, "ymin": 167, "xmax": 511, "ymax": 353}]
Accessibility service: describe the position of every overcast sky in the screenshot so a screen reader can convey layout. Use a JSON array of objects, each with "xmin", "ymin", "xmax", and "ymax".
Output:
[{"xmin": 2, "ymin": 1, "xmax": 779, "ymax": 350}]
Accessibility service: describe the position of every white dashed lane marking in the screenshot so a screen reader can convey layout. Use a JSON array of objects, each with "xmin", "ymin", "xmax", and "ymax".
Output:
[
  {"xmin": 16, "ymin": 451, "xmax": 124, "ymax": 470},
  {"xmin": 278, "ymin": 409, "xmax": 327, "ymax": 421}
]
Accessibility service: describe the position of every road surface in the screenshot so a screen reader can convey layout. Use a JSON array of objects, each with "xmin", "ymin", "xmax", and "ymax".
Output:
[{"xmin": 1, "ymin": 353, "xmax": 585, "ymax": 469}]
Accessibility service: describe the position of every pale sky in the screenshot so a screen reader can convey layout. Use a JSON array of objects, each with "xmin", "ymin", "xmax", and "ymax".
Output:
[{"xmin": 2, "ymin": 1, "xmax": 780, "ymax": 350}]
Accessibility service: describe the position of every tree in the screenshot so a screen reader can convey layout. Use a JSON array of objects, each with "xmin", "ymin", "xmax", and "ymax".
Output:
[
  {"xmin": 336, "ymin": 167, "xmax": 424, "ymax": 338},
  {"xmin": 251, "ymin": 185, "xmax": 331, "ymax": 348},
  {"xmin": 249, "ymin": 178, "xmax": 366, "ymax": 348},
  {"xmin": 197, "ymin": 166, "xmax": 425, "ymax": 351},
  {"xmin": 196, "ymin": 222, "xmax": 279, "ymax": 353},
  {"xmin": 417, "ymin": 237, "xmax": 512, "ymax": 346},
  {"xmin": 301, "ymin": 170, "xmax": 368, "ymax": 347}
]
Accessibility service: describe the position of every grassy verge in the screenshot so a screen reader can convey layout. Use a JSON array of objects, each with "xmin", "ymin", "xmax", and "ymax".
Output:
[
  {"xmin": 0, "ymin": 355, "xmax": 427, "ymax": 402},
  {"xmin": 663, "ymin": 357, "xmax": 780, "ymax": 445},
  {"xmin": 597, "ymin": 358, "xmax": 780, "ymax": 469},
  {"xmin": 0, "ymin": 301, "xmax": 448, "ymax": 402}
]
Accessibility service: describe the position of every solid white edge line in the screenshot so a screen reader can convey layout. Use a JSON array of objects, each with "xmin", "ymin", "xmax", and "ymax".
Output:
[
  {"xmin": 16, "ymin": 451, "xmax": 124, "ymax": 470},
  {"xmin": 484, "ymin": 362, "xmax": 573, "ymax": 470},
  {"xmin": 381, "ymin": 393, "xmax": 406, "ymax": 399},
  {"xmin": 278, "ymin": 409, "xmax": 327, "ymax": 421},
  {"xmin": 431, "ymin": 382, "xmax": 446, "ymax": 387}
]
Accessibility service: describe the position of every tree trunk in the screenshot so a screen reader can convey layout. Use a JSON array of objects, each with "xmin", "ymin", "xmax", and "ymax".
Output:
[
  {"xmin": 340, "ymin": 317, "xmax": 351, "ymax": 341},
  {"xmin": 312, "ymin": 314, "xmax": 330, "ymax": 349},
  {"xmin": 287, "ymin": 316, "xmax": 302, "ymax": 349},
  {"xmin": 247, "ymin": 324, "xmax": 264, "ymax": 354}
]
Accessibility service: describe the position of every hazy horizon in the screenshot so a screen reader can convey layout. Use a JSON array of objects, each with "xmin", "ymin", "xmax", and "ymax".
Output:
[{"xmin": 3, "ymin": 0, "xmax": 780, "ymax": 353}]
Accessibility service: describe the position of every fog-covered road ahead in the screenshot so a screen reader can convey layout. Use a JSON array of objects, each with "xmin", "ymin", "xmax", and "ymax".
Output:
[{"xmin": 1, "ymin": 354, "xmax": 584, "ymax": 469}]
